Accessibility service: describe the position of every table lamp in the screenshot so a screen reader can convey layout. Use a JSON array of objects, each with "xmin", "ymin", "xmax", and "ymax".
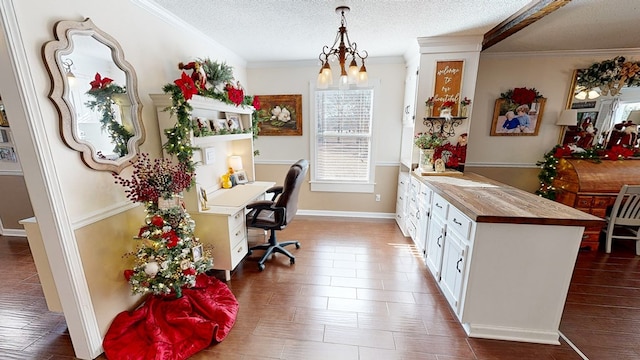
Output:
[{"xmin": 228, "ymin": 155, "xmax": 243, "ymax": 171}]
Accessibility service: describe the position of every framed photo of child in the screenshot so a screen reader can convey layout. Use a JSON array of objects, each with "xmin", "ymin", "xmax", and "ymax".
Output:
[{"xmin": 490, "ymin": 98, "xmax": 546, "ymax": 136}]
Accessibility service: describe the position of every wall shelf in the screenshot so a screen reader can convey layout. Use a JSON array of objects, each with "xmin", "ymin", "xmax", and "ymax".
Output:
[{"xmin": 423, "ymin": 117, "xmax": 467, "ymax": 137}]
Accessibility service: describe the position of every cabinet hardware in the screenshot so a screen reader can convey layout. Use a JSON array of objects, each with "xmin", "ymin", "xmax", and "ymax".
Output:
[
  {"xmin": 437, "ymin": 234, "xmax": 442, "ymax": 247},
  {"xmin": 456, "ymin": 258, "xmax": 462, "ymax": 272},
  {"xmin": 453, "ymin": 218, "xmax": 462, "ymax": 226},
  {"xmin": 435, "ymin": 203, "xmax": 443, "ymax": 208}
]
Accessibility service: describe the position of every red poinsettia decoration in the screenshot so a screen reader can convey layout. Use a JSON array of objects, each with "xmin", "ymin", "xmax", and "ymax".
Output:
[
  {"xmin": 501, "ymin": 87, "xmax": 543, "ymax": 105},
  {"xmin": 225, "ymin": 83, "xmax": 244, "ymax": 106},
  {"xmin": 89, "ymin": 73, "xmax": 113, "ymax": 90},
  {"xmin": 553, "ymin": 145, "xmax": 573, "ymax": 158},
  {"xmin": 252, "ymin": 96, "xmax": 261, "ymax": 110},
  {"xmin": 174, "ymin": 71, "xmax": 198, "ymax": 100}
]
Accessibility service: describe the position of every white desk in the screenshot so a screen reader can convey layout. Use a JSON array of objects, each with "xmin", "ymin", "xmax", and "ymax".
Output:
[{"xmin": 192, "ymin": 181, "xmax": 275, "ymax": 280}]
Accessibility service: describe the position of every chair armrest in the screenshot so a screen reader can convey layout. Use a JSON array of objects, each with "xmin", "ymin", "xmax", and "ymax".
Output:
[
  {"xmin": 246, "ymin": 200, "xmax": 274, "ymax": 210},
  {"xmin": 266, "ymin": 186, "xmax": 283, "ymax": 201}
]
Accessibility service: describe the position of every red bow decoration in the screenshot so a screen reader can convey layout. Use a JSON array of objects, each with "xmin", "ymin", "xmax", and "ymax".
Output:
[
  {"xmin": 225, "ymin": 83, "xmax": 244, "ymax": 106},
  {"xmin": 252, "ymin": 96, "xmax": 261, "ymax": 110}
]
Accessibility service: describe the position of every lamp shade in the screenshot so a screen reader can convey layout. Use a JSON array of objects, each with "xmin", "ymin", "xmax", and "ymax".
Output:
[
  {"xmin": 556, "ymin": 109, "xmax": 578, "ymax": 126},
  {"xmin": 627, "ymin": 110, "xmax": 640, "ymax": 124},
  {"xmin": 228, "ymin": 155, "xmax": 243, "ymax": 171}
]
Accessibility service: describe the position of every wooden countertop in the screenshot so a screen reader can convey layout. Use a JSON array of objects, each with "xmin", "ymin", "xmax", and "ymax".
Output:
[{"xmin": 415, "ymin": 172, "xmax": 604, "ymax": 227}]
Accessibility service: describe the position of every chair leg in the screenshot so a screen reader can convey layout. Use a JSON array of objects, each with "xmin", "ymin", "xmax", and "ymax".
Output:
[{"xmin": 250, "ymin": 229, "xmax": 300, "ymax": 270}]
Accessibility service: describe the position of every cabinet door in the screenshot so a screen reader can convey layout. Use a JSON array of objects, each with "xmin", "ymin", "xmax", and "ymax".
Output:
[
  {"xmin": 440, "ymin": 231, "xmax": 468, "ymax": 313},
  {"xmin": 425, "ymin": 214, "xmax": 446, "ymax": 280}
]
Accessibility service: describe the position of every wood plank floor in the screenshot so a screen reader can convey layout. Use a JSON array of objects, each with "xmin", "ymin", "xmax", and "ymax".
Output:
[{"xmin": 1, "ymin": 217, "xmax": 639, "ymax": 359}]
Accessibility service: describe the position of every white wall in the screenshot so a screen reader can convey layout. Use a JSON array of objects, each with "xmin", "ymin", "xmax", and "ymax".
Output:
[{"xmin": 247, "ymin": 60, "xmax": 406, "ymax": 165}]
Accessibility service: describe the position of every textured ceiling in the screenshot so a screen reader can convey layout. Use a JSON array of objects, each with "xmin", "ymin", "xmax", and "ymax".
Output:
[{"xmin": 150, "ymin": 0, "xmax": 640, "ymax": 64}]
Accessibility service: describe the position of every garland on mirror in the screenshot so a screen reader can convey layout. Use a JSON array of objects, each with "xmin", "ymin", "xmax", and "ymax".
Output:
[{"xmin": 85, "ymin": 73, "xmax": 134, "ymax": 158}]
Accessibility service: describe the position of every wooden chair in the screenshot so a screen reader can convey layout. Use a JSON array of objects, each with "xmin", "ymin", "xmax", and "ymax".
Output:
[{"xmin": 604, "ymin": 185, "xmax": 640, "ymax": 255}]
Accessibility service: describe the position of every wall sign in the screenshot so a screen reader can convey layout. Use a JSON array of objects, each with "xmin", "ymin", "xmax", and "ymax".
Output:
[{"xmin": 433, "ymin": 60, "xmax": 464, "ymax": 116}]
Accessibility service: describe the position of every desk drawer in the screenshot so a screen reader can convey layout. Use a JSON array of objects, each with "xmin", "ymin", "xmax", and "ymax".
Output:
[
  {"xmin": 229, "ymin": 209, "xmax": 245, "ymax": 230},
  {"xmin": 230, "ymin": 223, "xmax": 247, "ymax": 249},
  {"xmin": 231, "ymin": 238, "xmax": 248, "ymax": 268}
]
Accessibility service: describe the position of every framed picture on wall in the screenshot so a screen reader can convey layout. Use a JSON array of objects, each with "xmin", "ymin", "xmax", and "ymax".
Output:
[
  {"xmin": 254, "ymin": 94, "xmax": 303, "ymax": 136},
  {"xmin": 490, "ymin": 98, "xmax": 546, "ymax": 136}
]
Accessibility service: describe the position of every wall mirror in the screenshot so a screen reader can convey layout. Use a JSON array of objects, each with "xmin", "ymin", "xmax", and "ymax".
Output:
[
  {"xmin": 42, "ymin": 18, "xmax": 145, "ymax": 173},
  {"xmin": 563, "ymin": 67, "xmax": 640, "ymax": 149}
]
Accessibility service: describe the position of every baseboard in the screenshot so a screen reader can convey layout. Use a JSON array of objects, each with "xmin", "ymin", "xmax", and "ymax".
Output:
[
  {"xmin": 0, "ymin": 228, "xmax": 27, "ymax": 237},
  {"xmin": 463, "ymin": 323, "xmax": 561, "ymax": 345},
  {"xmin": 296, "ymin": 209, "xmax": 395, "ymax": 219}
]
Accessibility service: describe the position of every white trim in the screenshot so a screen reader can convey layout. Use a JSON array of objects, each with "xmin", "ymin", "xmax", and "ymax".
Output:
[
  {"xmin": 482, "ymin": 47, "xmax": 640, "ymax": 59},
  {"xmin": 0, "ymin": 1, "xmax": 102, "ymax": 358},
  {"xmin": 0, "ymin": 168, "xmax": 22, "ymax": 175},
  {"xmin": 559, "ymin": 330, "xmax": 589, "ymax": 360},
  {"xmin": 297, "ymin": 209, "xmax": 395, "ymax": 220},
  {"xmin": 464, "ymin": 162, "xmax": 539, "ymax": 169},
  {"xmin": 0, "ymin": 227, "xmax": 25, "ymax": 237},
  {"xmin": 72, "ymin": 201, "xmax": 139, "ymax": 229}
]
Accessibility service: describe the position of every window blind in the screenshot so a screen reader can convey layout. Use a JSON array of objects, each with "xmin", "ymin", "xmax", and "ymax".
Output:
[{"xmin": 314, "ymin": 89, "xmax": 374, "ymax": 182}]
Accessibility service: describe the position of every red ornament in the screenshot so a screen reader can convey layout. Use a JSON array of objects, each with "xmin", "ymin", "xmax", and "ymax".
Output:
[
  {"xmin": 166, "ymin": 234, "xmax": 180, "ymax": 248},
  {"xmin": 183, "ymin": 268, "xmax": 196, "ymax": 276},
  {"xmin": 151, "ymin": 215, "xmax": 164, "ymax": 227},
  {"xmin": 123, "ymin": 269, "xmax": 134, "ymax": 281}
]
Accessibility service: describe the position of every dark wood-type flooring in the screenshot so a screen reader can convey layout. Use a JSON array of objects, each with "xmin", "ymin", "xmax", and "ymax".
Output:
[{"xmin": 1, "ymin": 217, "xmax": 639, "ymax": 359}]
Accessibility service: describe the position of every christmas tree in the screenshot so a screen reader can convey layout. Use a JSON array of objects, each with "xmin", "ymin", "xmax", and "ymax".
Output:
[{"xmin": 114, "ymin": 153, "xmax": 212, "ymax": 298}]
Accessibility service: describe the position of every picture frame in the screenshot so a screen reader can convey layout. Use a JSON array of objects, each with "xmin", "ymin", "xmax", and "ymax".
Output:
[
  {"xmin": 490, "ymin": 98, "xmax": 546, "ymax": 136},
  {"xmin": 212, "ymin": 118, "xmax": 228, "ymax": 132},
  {"xmin": 0, "ymin": 147, "xmax": 17, "ymax": 162},
  {"xmin": 194, "ymin": 117, "xmax": 211, "ymax": 132},
  {"xmin": 231, "ymin": 170, "xmax": 249, "ymax": 184},
  {"xmin": 254, "ymin": 94, "xmax": 303, "ymax": 136},
  {"xmin": 0, "ymin": 105, "xmax": 8, "ymax": 127},
  {"xmin": 225, "ymin": 113, "xmax": 243, "ymax": 131},
  {"xmin": 191, "ymin": 244, "xmax": 203, "ymax": 262}
]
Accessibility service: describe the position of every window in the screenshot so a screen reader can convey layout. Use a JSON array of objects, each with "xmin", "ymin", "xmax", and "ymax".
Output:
[{"xmin": 311, "ymin": 88, "xmax": 375, "ymax": 193}]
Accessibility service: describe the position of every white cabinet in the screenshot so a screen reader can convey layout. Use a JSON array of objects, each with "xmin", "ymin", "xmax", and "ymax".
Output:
[
  {"xmin": 395, "ymin": 171, "xmax": 410, "ymax": 236},
  {"xmin": 420, "ymin": 174, "xmax": 592, "ymax": 345},
  {"xmin": 425, "ymin": 212, "xmax": 445, "ymax": 278}
]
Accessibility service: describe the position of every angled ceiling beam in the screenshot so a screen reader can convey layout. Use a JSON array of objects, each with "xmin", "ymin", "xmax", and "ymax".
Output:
[{"xmin": 482, "ymin": 0, "xmax": 572, "ymax": 51}]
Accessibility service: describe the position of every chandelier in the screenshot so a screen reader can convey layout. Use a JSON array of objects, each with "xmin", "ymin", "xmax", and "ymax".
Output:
[{"xmin": 317, "ymin": 6, "xmax": 368, "ymax": 89}]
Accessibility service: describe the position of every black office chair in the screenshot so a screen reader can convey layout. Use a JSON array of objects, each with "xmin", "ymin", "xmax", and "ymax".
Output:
[{"xmin": 246, "ymin": 159, "xmax": 308, "ymax": 271}]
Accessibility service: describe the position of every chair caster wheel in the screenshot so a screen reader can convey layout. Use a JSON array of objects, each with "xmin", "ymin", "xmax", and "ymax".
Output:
[
  {"xmin": 295, "ymin": 243, "xmax": 301, "ymax": 249},
  {"xmin": 290, "ymin": 258, "xmax": 295, "ymax": 265},
  {"xmin": 248, "ymin": 249, "xmax": 253, "ymax": 255},
  {"xmin": 258, "ymin": 264, "xmax": 265, "ymax": 271}
]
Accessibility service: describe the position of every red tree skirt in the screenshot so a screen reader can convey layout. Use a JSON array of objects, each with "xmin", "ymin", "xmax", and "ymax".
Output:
[{"xmin": 103, "ymin": 274, "xmax": 239, "ymax": 360}]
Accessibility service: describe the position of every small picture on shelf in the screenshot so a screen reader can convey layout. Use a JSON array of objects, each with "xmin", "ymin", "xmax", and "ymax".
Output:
[
  {"xmin": 212, "ymin": 119, "xmax": 228, "ymax": 132},
  {"xmin": 231, "ymin": 170, "xmax": 249, "ymax": 184},
  {"xmin": 0, "ymin": 129, "xmax": 9, "ymax": 143},
  {"xmin": 225, "ymin": 113, "xmax": 243, "ymax": 131},
  {"xmin": 0, "ymin": 107, "xmax": 8, "ymax": 127},
  {"xmin": 0, "ymin": 147, "xmax": 17, "ymax": 162}
]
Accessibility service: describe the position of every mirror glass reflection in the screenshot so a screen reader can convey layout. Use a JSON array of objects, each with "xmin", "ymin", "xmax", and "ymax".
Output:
[
  {"xmin": 42, "ymin": 18, "xmax": 145, "ymax": 173},
  {"xmin": 563, "ymin": 70, "xmax": 640, "ymax": 149}
]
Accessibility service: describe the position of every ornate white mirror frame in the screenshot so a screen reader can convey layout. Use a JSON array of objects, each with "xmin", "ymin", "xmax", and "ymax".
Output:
[{"xmin": 42, "ymin": 18, "xmax": 145, "ymax": 173}]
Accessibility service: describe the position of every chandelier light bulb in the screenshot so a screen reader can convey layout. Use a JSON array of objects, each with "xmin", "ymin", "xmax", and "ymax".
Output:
[{"xmin": 348, "ymin": 58, "xmax": 359, "ymax": 84}]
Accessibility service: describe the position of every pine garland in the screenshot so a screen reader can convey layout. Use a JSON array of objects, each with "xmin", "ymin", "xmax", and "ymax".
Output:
[{"xmin": 535, "ymin": 145, "xmax": 602, "ymax": 199}]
